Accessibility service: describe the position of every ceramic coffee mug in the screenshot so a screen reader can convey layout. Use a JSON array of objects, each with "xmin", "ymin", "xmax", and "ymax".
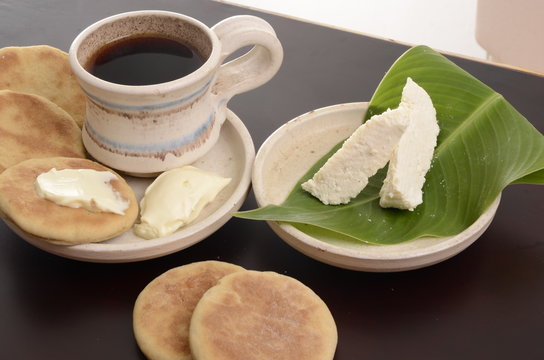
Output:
[{"xmin": 69, "ymin": 10, "xmax": 283, "ymax": 176}]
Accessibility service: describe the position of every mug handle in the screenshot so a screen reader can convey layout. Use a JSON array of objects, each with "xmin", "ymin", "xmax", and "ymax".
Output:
[{"xmin": 211, "ymin": 15, "xmax": 283, "ymax": 100}]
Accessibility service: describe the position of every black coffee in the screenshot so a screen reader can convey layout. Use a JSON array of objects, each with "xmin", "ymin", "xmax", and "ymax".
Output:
[{"xmin": 86, "ymin": 35, "xmax": 204, "ymax": 85}]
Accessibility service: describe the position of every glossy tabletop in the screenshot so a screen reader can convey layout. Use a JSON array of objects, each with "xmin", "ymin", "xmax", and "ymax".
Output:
[{"xmin": 1, "ymin": 0, "xmax": 543, "ymax": 359}]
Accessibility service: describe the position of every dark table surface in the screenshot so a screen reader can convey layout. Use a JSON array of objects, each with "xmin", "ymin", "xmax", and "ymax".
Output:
[{"xmin": 1, "ymin": 0, "xmax": 543, "ymax": 359}]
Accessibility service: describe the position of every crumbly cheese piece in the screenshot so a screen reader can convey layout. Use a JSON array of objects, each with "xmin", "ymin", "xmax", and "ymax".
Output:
[
  {"xmin": 35, "ymin": 168, "xmax": 129, "ymax": 215},
  {"xmin": 134, "ymin": 166, "xmax": 231, "ymax": 239},
  {"xmin": 379, "ymin": 77, "xmax": 439, "ymax": 211},
  {"xmin": 301, "ymin": 107, "xmax": 410, "ymax": 205}
]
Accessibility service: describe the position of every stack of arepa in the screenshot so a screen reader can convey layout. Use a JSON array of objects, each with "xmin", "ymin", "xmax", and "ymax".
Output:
[
  {"xmin": 133, "ymin": 260, "xmax": 338, "ymax": 360},
  {"xmin": 0, "ymin": 45, "xmax": 138, "ymax": 245}
]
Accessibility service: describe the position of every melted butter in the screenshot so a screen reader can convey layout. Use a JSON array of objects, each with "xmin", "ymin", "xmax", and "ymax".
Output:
[
  {"xmin": 134, "ymin": 166, "xmax": 231, "ymax": 239},
  {"xmin": 35, "ymin": 168, "xmax": 129, "ymax": 215}
]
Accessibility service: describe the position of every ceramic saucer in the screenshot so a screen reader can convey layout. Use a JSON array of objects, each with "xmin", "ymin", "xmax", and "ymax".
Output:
[{"xmin": 4, "ymin": 109, "xmax": 254, "ymax": 262}]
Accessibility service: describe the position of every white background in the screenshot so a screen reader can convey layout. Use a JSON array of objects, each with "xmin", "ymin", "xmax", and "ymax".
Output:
[{"xmin": 219, "ymin": 0, "xmax": 487, "ymax": 60}]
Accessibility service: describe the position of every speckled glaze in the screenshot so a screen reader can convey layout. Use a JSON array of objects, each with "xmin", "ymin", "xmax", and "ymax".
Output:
[{"xmin": 69, "ymin": 10, "xmax": 283, "ymax": 176}]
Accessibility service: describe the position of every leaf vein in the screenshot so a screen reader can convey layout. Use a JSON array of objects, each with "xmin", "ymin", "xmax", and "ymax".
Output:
[{"xmin": 434, "ymin": 92, "xmax": 503, "ymax": 156}]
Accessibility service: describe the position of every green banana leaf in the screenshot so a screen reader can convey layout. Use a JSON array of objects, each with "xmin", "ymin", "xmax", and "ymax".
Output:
[{"xmin": 235, "ymin": 46, "xmax": 544, "ymax": 244}]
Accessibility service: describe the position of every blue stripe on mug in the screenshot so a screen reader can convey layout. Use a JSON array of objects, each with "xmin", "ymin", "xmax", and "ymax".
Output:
[
  {"xmin": 86, "ymin": 113, "xmax": 215, "ymax": 153},
  {"xmin": 83, "ymin": 78, "xmax": 213, "ymax": 111}
]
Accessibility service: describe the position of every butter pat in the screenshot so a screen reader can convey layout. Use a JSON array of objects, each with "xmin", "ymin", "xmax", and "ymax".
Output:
[
  {"xmin": 35, "ymin": 168, "xmax": 129, "ymax": 215},
  {"xmin": 134, "ymin": 166, "xmax": 231, "ymax": 239},
  {"xmin": 301, "ymin": 107, "xmax": 410, "ymax": 205},
  {"xmin": 379, "ymin": 78, "xmax": 439, "ymax": 210}
]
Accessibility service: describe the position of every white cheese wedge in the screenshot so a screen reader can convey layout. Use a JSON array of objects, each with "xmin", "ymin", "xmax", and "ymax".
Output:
[
  {"xmin": 35, "ymin": 168, "xmax": 129, "ymax": 215},
  {"xmin": 301, "ymin": 107, "xmax": 410, "ymax": 205},
  {"xmin": 133, "ymin": 166, "xmax": 231, "ymax": 239},
  {"xmin": 379, "ymin": 77, "xmax": 440, "ymax": 210}
]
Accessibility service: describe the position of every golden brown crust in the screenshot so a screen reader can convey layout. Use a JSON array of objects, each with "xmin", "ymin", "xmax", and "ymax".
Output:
[
  {"xmin": 0, "ymin": 157, "xmax": 137, "ymax": 244},
  {"xmin": 133, "ymin": 261, "xmax": 245, "ymax": 360},
  {"xmin": 189, "ymin": 270, "xmax": 338, "ymax": 360},
  {"xmin": 0, "ymin": 45, "xmax": 86, "ymax": 128},
  {"xmin": 0, "ymin": 90, "xmax": 85, "ymax": 171}
]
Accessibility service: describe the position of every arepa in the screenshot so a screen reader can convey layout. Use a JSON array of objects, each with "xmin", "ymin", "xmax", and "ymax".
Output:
[
  {"xmin": 133, "ymin": 261, "xmax": 245, "ymax": 360},
  {"xmin": 0, "ymin": 157, "xmax": 137, "ymax": 245},
  {"xmin": 0, "ymin": 45, "xmax": 86, "ymax": 127},
  {"xmin": 190, "ymin": 270, "xmax": 338, "ymax": 360},
  {"xmin": 0, "ymin": 90, "xmax": 85, "ymax": 171}
]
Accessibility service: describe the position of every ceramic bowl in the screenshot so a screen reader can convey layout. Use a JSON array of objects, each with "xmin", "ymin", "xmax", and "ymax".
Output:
[{"xmin": 252, "ymin": 102, "xmax": 500, "ymax": 272}]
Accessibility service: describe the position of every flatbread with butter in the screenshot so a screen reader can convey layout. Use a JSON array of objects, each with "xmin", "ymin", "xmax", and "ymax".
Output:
[
  {"xmin": 190, "ymin": 270, "xmax": 338, "ymax": 360},
  {"xmin": 133, "ymin": 261, "xmax": 245, "ymax": 360},
  {"xmin": 0, "ymin": 90, "xmax": 85, "ymax": 172},
  {"xmin": 0, "ymin": 157, "xmax": 137, "ymax": 245},
  {"xmin": 0, "ymin": 45, "xmax": 86, "ymax": 127}
]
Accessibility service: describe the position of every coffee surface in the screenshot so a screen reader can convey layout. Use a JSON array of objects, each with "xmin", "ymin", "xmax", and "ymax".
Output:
[{"xmin": 87, "ymin": 35, "xmax": 204, "ymax": 85}]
